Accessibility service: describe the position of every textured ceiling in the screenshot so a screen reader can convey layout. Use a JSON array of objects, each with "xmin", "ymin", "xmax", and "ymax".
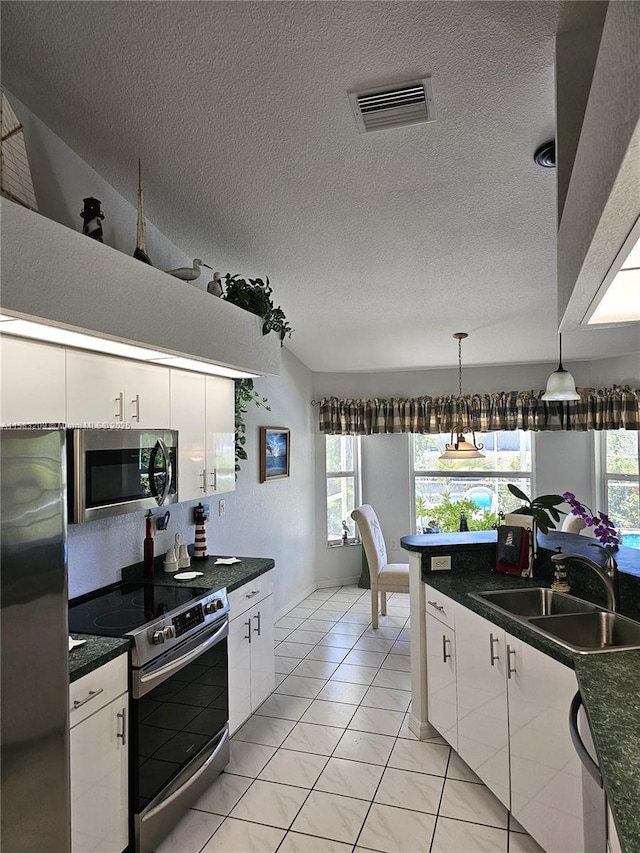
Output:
[{"xmin": 1, "ymin": 0, "xmax": 635, "ymax": 373}]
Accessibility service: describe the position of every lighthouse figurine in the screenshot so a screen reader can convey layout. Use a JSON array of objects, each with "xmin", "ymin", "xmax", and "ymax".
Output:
[{"xmin": 193, "ymin": 503, "xmax": 208, "ymax": 560}]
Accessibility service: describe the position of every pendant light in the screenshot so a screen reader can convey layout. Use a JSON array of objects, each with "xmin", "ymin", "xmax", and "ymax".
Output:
[
  {"xmin": 439, "ymin": 332, "xmax": 485, "ymax": 460},
  {"xmin": 541, "ymin": 333, "xmax": 580, "ymax": 401}
]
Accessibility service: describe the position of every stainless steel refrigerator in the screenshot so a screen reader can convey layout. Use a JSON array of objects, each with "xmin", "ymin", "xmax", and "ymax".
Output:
[{"xmin": 1, "ymin": 428, "xmax": 70, "ymax": 852}]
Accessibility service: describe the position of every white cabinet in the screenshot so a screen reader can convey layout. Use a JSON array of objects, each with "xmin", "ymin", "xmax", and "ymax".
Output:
[
  {"xmin": 67, "ymin": 349, "xmax": 170, "ymax": 427},
  {"xmin": 170, "ymin": 370, "xmax": 206, "ymax": 500},
  {"xmin": 455, "ymin": 604, "xmax": 510, "ymax": 808},
  {"xmin": 0, "ymin": 335, "xmax": 66, "ymax": 425},
  {"xmin": 607, "ymin": 805, "xmax": 623, "ymax": 853},
  {"xmin": 228, "ymin": 572, "xmax": 275, "ymax": 733},
  {"xmin": 424, "ymin": 586, "xmax": 457, "ymax": 750},
  {"xmin": 69, "ymin": 655, "xmax": 128, "ymax": 853},
  {"xmin": 205, "ymin": 376, "xmax": 235, "ymax": 496},
  {"xmin": 170, "ymin": 370, "xmax": 235, "ymax": 501},
  {"xmin": 507, "ymin": 633, "xmax": 587, "ymax": 853}
]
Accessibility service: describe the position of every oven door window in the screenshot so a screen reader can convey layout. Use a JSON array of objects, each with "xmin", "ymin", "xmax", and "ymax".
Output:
[
  {"xmin": 134, "ymin": 637, "xmax": 228, "ymax": 810},
  {"xmin": 85, "ymin": 444, "xmax": 175, "ymax": 508}
]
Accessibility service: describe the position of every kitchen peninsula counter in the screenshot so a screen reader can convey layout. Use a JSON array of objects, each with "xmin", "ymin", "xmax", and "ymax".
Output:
[{"xmin": 402, "ymin": 532, "xmax": 640, "ymax": 853}]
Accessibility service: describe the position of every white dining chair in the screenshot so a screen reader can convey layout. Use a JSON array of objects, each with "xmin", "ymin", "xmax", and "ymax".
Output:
[{"xmin": 351, "ymin": 504, "xmax": 410, "ymax": 629}]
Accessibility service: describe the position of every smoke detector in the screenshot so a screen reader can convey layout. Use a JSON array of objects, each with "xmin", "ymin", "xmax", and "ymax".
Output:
[{"xmin": 348, "ymin": 77, "xmax": 436, "ymax": 133}]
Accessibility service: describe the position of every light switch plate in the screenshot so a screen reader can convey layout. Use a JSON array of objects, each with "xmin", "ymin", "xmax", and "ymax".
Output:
[{"xmin": 431, "ymin": 555, "xmax": 451, "ymax": 571}]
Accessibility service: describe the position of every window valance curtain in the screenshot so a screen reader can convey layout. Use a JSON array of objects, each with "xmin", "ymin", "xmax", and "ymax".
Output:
[{"xmin": 316, "ymin": 386, "xmax": 640, "ymax": 435}]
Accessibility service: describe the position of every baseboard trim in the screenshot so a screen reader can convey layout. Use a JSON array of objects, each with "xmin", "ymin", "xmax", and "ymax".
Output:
[{"xmin": 408, "ymin": 713, "xmax": 440, "ymax": 741}]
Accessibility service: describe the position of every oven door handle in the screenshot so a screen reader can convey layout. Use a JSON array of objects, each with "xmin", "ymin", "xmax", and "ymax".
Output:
[
  {"xmin": 134, "ymin": 619, "xmax": 228, "ymax": 698},
  {"xmin": 141, "ymin": 726, "xmax": 229, "ymax": 825}
]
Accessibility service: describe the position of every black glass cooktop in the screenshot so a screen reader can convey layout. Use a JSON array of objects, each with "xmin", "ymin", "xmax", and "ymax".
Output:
[{"xmin": 68, "ymin": 582, "xmax": 211, "ymax": 638}]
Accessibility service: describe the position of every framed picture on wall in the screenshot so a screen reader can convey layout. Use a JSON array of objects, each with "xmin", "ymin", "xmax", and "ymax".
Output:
[{"xmin": 259, "ymin": 427, "xmax": 290, "ymax": 482}]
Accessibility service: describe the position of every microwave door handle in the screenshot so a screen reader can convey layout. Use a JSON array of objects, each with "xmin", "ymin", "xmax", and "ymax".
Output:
[{"xmin": 149, "ymin": 438, "xmax": 172, "ymax": 506}]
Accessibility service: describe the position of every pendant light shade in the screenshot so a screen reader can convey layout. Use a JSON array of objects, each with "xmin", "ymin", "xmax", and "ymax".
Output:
[
  {"xmin": 542, "ymin": 333, "xmax": 580, "ymax": 401},
  {"xmin": 439, "ymin": 332, "xmax": 485, "ymax": 460}
]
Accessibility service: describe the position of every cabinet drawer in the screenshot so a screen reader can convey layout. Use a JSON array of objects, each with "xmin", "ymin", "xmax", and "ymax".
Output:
[
  {"xmin": 425, "ymin": 586, "xmax": 456, "ymax": 629},
  {"xmin": 70, "ymin": 654, "xmax": 127, "ymax": 728},
  {"xmin": 229, "ymin": 571, "xmax": 274, "ymax": 619}
]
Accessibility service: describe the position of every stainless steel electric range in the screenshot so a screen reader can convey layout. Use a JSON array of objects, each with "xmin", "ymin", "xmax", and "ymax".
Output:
[{"xmin": 68, "ymin": 582, "xmax": 230, "ymax": 853}]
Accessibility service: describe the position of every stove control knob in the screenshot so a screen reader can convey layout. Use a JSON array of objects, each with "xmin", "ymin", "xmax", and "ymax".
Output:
[
  {"xmin": 204, "ymin": 599, "xmax": 224, "ymax": 615},
  {"xmin": 152, "ymin": 629, "xmax": 165, "ymax": 645},
  {"xmin": 162, "ymin": 625, "xmax": 175, "ymax": 641}
]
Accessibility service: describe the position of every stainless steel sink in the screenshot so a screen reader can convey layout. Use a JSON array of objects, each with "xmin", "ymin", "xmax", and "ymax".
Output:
[
  {"xmin": 470, "ymin": 587, "xmax": 640, "ymax": 654},
  {"xmin": 529, "ymin": 612, "xmax": 640, "ymax": 653},
  {"xmin": 472, "ymin": 588, "xmax": 603, "ymax": 618}
]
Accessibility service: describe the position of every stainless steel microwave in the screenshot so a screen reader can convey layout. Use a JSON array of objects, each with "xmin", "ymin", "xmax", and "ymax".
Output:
[{"xmin": 68, "ymin": 429, "xmax": 178, "ymax": 523}]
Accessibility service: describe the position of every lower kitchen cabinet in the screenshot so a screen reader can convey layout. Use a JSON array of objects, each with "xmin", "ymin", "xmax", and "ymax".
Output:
[
  {"xmin": 425, "ymin": 588, "xmax": 457, "ymax": 750},
  {"xmin": 69, "ymin": 655, "xmax": 129, "ymax": 853},
  {"xmin": 507, "ymin": 633, "xmax": 587, "ymax": 853},
  {"xmin": 425, "ymin": 591, "xmax": 593, "ymax": 853},
  {"xmin": 228, "ymin": 572, "xmax": 275, "ymax": 734},
  {"xmin": 455, "ymin": 603, "xmax": 510, "ymax": 808}
]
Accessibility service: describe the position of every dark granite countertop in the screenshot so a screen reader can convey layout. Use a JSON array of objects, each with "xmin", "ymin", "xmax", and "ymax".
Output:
[
  {"xmin": 412, "ymin": 552, "xmax": 640, "ymax": 853},
  {"xmin": 122, "ymin": 553, "xmax": 274, "ymax": 592},
  {"xmin": 68, "ymin": 635, "xmax": 130, "ymax": 683}
]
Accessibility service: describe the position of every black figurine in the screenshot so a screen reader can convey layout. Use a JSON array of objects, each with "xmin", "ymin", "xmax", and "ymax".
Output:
[{"xmin": 80, "ymin": 197, "xmax": 104, "ymax": 242}]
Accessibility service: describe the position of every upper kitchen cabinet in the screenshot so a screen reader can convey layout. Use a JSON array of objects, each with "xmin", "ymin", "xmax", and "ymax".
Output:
[
  {"xmin": 67, "ymin": 350, "xmax": 170, "ymax": 428},
  {"xmin": 170, "ymin": 370, "xmax": 235, "ymax": 500},
  {"xmin": 205, "ymin": 375, "xmax": 235, "ymax": 495},
  {"xmin": 0, "ymin": 335, "xmax": 66, "ymax": 425}
]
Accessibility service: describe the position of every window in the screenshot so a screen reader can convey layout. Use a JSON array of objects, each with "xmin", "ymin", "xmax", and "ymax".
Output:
[
  {"xmin": 602, "ymin": 430, "xmax": 640, "ymax": 548},
  {"xmin": 325, "ymin": 435, "xmax": 361, "ymax": 545},
  {"xmin": 412, "ymin": 431, "xmax": 532, "ymax": 533}
]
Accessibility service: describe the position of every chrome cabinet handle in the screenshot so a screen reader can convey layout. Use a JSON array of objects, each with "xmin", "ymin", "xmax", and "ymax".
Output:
[
  {"xmin": 428, "ymin": 600, "xmax": 444, "ymax": 612},
  {"xmin": 245, "ymin": 590, "xmax": 260, "ymax": 599},
  {"xmin": 200, "ymin": 470, "xmax": 207, "ymax": 492},
  {"xmin": 442, "ymin": 634, "xmax": 451, "ymax": 663},
  {"xmin": 245, "ymin": 618, "xmax": 252, "ymax": 643},
  {"xmin": 254, "ymin": 611, "xmax": 261, "ymax": 636},
  {"xmin": 73, "ymin": 687, "xmax": 104, "ymax": 710},
  {"xmin": 489, "ymin": 633, "xmax": 500, "ymax": 666},
  {"xmin": 117, "ymin": 706, "xmax": 127, "ymax": 745},
  {"xmin": 131, "ymin": 393, "xmax": 140, "ymax": 421},
  {"xmin": 506, "ymin": 644, "xmax": 516, "ymax": 678},
  {"xmin": 114, "ymin": 392, "xmax": 124, "ymax": 421},
  {"xmin": 209, "ymin": 469, "xmax": 217, "ymax": 490}
]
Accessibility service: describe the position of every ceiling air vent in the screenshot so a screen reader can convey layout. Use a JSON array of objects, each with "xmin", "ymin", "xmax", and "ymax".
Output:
[{"xmin": 348, "ymin": 77, "xmax": 436, "ymax": 133}]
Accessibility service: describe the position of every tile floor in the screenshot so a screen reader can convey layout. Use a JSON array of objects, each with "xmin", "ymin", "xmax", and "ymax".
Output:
[{"xmin": 157, "ymin": 585, "xmax": 545, "ymax": 853}]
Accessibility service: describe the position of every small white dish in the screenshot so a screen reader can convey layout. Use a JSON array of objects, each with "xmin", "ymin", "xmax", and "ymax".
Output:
[
  {"xmin": 213, "ymin": 557, "xmax": 241, "ymax": 565},
  {"xmin": 69, "ymin": 637, "xmax": 87, "ymax": 651},
  {"xmin": 173, "ymin": 571, "xmax": 204, "ymax": 580}
]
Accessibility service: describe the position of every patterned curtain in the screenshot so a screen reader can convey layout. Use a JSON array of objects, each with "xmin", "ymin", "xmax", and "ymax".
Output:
[{"xmin": 317, "ymin": 386, "xmax": 640, "ymax": 435}]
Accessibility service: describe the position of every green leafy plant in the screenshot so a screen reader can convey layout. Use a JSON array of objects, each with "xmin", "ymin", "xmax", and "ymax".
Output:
[
  {"xmin": 507, "ymin": 483, "xmax": 565, "ymax": 534},
  {"xmin": 221, "ymin": 274, "xmax": 293, "ymax": 343},
  {"xmin": 234, "ymin": 379, "xmax": 270, "ymax": 475},
  {"xmin": 415, "ymin": 495, "xmax": 430, "ymax": 531},
  {"xmin": 427, "ymin": 495, "xmax": 499, "ymax": 533}
]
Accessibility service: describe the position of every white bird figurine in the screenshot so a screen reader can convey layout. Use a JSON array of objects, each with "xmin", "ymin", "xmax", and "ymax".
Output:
[
  {"xmin": 165, "ymin": 258, "xmax": 212, "ymax": 282},
  {"xmin": 207, "ymin": 271, "xmax": 224, "ymax": 297}
]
